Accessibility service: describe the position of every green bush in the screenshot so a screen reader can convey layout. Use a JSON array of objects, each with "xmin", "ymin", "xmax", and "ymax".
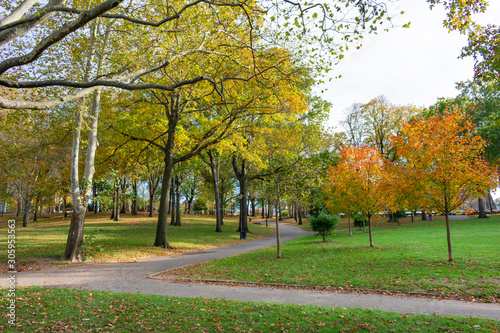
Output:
[
  {"xmin": 354, "ymin": 216, "xmax": 368, "ymax": 229},
  {"xmin": 281, "ymin": 210, "xmax": 289, "ymax": 218},
  {"xmin": 308, "ymin": 213, "xmax": 340, "ymax": 242}
]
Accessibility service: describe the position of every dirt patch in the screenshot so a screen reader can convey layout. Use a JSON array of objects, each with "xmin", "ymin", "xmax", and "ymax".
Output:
[{"xmin": 1, "ymin": 256, "xmax": 70, "ymax": 273}]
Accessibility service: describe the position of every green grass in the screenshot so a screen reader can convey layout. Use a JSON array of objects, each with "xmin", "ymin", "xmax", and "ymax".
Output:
[
  {"xmin": 172, "ymin": 216, "xmax": 500, "ymax": 301},
  {"xmin": 1, "ymin": 287, "xmax": 498, "ymax": 332},
  {"xmin": 0, "ymin": 212, "xmax": 274, "ymax": 266}
]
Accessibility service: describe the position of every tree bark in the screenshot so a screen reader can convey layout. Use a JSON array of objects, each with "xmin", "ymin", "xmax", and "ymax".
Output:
[
  {"xmin": 478, "ymin": 196, "xmax": 488, "ymax": 218},
  {"xmin": 368, "ymin": 215, "xmax": 374, "ymax": 247},
  {"xmin": 445, "ymin": 212, "xmax": 454, "ymax": 262},
  {"xmin": 93, "ymin": 182, "xmax": 98, "ymax": 214},
  {"xmin": 63, "ymin": 20, "xmax": 108, "ymax": 262},
  {"xmin": 132, "ymin": 180, "xmax": 138, "ymax": 215},
  {"xmin": 275, "ymin": 188, "xmax": 281, "ymax": 259},
  {"xmin": 348, "ymin": 216, "xmax": 352, "ymax": 236},
  {"xmin": 298, "ymin": 206, "xmax": 303, "ymax": 225},
  {"xmin": 204, "ymin": 150, "xmax": 223, "ymax": 232},
  {"xmin": 232, "ymin": 155, "xmax": 250, "ymax": 233},
  {"xmin": 154, "ymin": 93, "xmax": 180, "ymax": 249},
  {"xmin": 175, "ymin": 176, "xmax": 181, "ymax": 226},
  {"xmin": 22, "ymin": 198, "xmax": 31, "ymax": 227}
]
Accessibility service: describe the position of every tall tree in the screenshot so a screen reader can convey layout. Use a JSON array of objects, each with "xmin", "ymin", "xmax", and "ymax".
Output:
[{"xmin": 392, "ymin": 109, "xmax": 498, "ymax": 262}]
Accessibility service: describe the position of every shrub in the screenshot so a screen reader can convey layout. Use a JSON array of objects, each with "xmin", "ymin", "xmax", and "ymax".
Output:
[
  {"xmin": 354, "ymin": 216, "xmax": 368, "ymax": 229},
  {"xmin": 309, "ymin": 213, "xmax": 340, "ymax": 242},
  {"xmin": 281, "ymin": 210, "xmax": 289, "ymax": 218}
]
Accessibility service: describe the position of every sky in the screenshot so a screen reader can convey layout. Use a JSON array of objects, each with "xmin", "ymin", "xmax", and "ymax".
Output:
[{"xmin": 321, "ymin": 0, "xmax": 500, "ymax": 130}]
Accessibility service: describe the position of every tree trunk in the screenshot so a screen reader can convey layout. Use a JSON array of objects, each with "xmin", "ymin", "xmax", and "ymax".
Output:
[
  {"xmin": 362, "ymin": 218, "xmax": 366, "ymax": 233},
  {"xmin": 63, "ymin": 196, "xmax": 68, "ymax": 218},
  {"xmin": 232, "ymin": 155, "xmax": 250, "ymax": 233},
  {"xmin": 148, "ymin": 192, "xmax": 155, "ymax": 217},
  {"xmin": 132, "ymin": 180, "xmax": 138, "ymax": 215},
  {"xmin": 153, "ymin": 93, "xmax": 180, "ymax": 249},
  {"xmin": 421, "ymin": 209, "xmax": 427, "ymax": 220},
  {"xmin": 170, "ymin": 176, "xmax": 176, "ymax": 226},
  {"xmin": 175, "ymin": 187, "xmax": 181, "ymax": 226},
  {"xmin": 33, "ymin": 204, "xmax": 38, "ymax": 222},
  {"xmin": 348, "ymin": 216, "xmax": 352, "ymax": 236},
  {"xmin": 22, "ymin": 198, "xmax": 31, "ymax": 227},
  {"xmin": 113, "ymin": 181, "xmax": 120, "ymax": 221},
  {"xmin": 478, "ymin": 196, "xmax": 488, "ymax": 218},
  {"xmin": 275, "ymin": 189, "xmax": 281, "ymax": 259},
  {"xmin": 445, "ymin": 212, "xmax": 453, "ymax": 262},
  {"xmin": 16, "ymin": 200, "xmax": 21, "ymax": 217},
  {"xmin": 63, "ymin": 26, "xmax": 105, "ymax": 261},
  {"xmin": 175, "ymin": 176, "xmax": 181, "ymax": 226},
  {"xmin": 93, "ymin": 182, "xmax": 98, "ymax": 214},
  {"xmin": 250, "ymin": 197, "xmax": 256, "ymax": 217},
  {"xmin": 298, "ymin": 206, "xmax": 303, "ymax": 225},
  {"xmin": 368, "ymin": 215, "xmax": 374, "ymax": 247}
]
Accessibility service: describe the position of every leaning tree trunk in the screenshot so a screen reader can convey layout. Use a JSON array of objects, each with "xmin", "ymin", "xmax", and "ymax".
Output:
[{"xmin": 478, "ymin": 197, "xmax": 488, "ymax": 219}]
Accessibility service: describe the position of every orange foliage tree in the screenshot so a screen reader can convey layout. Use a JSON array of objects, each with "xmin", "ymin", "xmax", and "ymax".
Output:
[
  {"xmin": 324, "ymin": 145, "xmax": 389, "ymax": 247},
  {"xmin": 392, "ymin": 109, "xmax": 498, "ymax": 262}
]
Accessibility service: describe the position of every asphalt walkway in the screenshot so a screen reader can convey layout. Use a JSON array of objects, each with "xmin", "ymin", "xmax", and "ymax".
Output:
[{"xmin": 2, "ymin": 221, "xmax": 499, "ymax": 321}]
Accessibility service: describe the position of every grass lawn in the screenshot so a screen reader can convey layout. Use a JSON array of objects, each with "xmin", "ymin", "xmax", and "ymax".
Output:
[
  {"xmin": 1, "ymin": 287, "xmax": 498, "ymax": 332},
  {"xmin": 170, "ymin": 216, "xmax": 500, "ymax": 301},
  {"xmin": 0, "ymin": 212, "xmax": 274, "ymax": 268}
]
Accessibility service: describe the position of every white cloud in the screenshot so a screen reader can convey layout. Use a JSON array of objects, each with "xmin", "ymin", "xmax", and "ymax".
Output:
[{"xmin": 320, "ymin": 0, "xmax": 499, "ymax": 129}]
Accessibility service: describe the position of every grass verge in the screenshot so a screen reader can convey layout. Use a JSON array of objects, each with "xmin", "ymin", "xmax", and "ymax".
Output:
[
  {"xmin": 1, "ymin": 287, "xmax": 498, "ymax": 332},
  {"xmin": 169, "ymin": 217, "xmax": 500, "ymax": 301}
]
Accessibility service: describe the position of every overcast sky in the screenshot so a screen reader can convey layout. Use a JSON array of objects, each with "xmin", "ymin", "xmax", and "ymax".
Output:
[{"xmin": 321, "ymin": 0, "xmax": 500, "ymax": 130}]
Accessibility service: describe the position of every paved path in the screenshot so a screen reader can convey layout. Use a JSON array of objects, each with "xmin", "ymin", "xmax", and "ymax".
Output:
[{"xmin": 2, "ymin": 222, "xmax": 499, "ymax": 321}]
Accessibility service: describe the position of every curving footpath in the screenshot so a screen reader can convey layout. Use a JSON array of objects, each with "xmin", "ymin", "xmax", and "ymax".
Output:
[{"xmin": 2, "ymin": 222, "xmax": 499, "ymax": 321}]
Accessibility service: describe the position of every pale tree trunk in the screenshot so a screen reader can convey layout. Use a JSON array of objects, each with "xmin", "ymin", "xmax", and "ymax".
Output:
[{"xmin": 63, "ymin": 18, "xmax": 109, "ymax": 262}]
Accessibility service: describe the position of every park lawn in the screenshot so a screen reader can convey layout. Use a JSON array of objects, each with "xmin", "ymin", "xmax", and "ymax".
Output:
[
  {"xmin": 1, "ymin": 287, "xmax": 498, "ymax": 332},
  {"xmin": 0, "ymin": 212, "xmax": 274, "ymax": 266},
  {"xmin": 171, "ymin": 216, "xmax": 500, "ymax": 301}
]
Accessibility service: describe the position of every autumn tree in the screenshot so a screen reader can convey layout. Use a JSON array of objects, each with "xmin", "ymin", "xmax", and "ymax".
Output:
[
  {"xmin": 392, "ymin": 109, "xmax": 498, "ymax": 262},
  {"xmin": 324, "ymin": 145, "xmax": 389, "ymax": 247}
]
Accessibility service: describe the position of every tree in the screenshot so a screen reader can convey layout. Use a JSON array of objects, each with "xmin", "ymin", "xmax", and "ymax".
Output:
[
  {"xmin": 324, "ymin": 145, "xmax": 389, "ymax": 247},
  {"xmin": 309, "ymin": 213, "xmax": 340, "ymax": 242},
  {"xmin": 392, "ymin": 109, "xmax": 498, "ymax": 262}
]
